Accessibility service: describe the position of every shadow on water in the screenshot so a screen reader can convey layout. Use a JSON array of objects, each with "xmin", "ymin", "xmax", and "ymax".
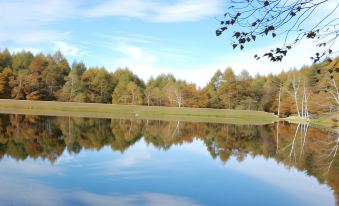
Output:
[{"xmin": 0, "ymin": 114, "xmax": 338, "ymax": 205}]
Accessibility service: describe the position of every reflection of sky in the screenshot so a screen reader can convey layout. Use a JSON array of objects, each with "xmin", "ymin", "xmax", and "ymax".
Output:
[{"xmin": 0, "ymin": 139, "xmax": 335, "ymax": 206}]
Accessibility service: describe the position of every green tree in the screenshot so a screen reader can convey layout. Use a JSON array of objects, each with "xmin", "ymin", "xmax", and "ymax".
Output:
[
  {"xmin": 127, "ymin": 82, "xmax": 143, "ymax": 104},
  {"xmin": 42, "ymin": 53, "xmax": 70, "ymax": 99},
  {"xmin": 0, "ymin": 49, "xmax": 11, "ymax": 72},
  {"xmin": 112, "ymin": 68, "xmax": 144, "ymax": 104},
  {"xmin": 59, "ymin": 62, "xmax": 86, "ymax": 102},
  {"xmin": 206, "ymin": 70, "xmax": 223, "ymax": 108},
  {"xmin": 11, "ymin": 50, "xmax": 34, "ymax": 74}
]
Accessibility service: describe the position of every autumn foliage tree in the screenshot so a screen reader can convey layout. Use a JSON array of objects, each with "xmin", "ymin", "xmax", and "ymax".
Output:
[{"xmin": 0, "ymin": 48, "xmax": 337, "ymax": 118}]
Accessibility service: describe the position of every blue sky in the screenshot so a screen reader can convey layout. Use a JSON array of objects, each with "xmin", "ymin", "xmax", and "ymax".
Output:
[{"xmin": 0, "ymin": 0, "xmax": 338, "ymax": 86}]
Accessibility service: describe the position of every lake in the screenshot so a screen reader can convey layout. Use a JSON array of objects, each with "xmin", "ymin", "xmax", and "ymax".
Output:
[{"xmin": 0, "ymin": 114, "xmax": 337, "ymax": 206}]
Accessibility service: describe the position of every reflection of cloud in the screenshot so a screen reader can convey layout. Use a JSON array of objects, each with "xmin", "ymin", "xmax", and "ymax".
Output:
[
  {"xmin": 0, "ymin": 176, "xmax": 64, "ymax": 206},
  {"xmin": 73, "ymin": 191, "xmax": 202, "ymax": 206},
  {"xmin": 226, "ymin": 156, "xmax": 335, "ymax": 206},
  {"xmin": 144, "ymin": 193, "xmax": 203, "ymax": 206},
  {"xmin": 84, "ymin": 142, "xmax": 153, "ymax": 179},
  {"xmin": 0, "ymin": 176, "xmax": 202, "ymax": 206},
  {"xmin": 0, "ymin": 159, "xmax": 62, "ymax": 176},
  {"xmin": 111, "ymin": 144, "xmax": 152, "ymax": 167},
  {"xmin": 170, "ymin": 139, "xmax": 209, "ymax": 156}
]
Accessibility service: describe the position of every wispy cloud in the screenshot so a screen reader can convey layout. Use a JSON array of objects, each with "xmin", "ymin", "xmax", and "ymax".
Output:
[
  {"xmin": 114, "ymin": 44, "xmax": 157, "ymax": 66},
  {"xmin": 53, "ymin": 41, "xmax": 87, "ymax": 57},
  {"xmin": 0, "ymin": 0, "xmax": 78, "ymax": 29},
  {"xmin": 110, "ymin": 43, "xmax": 218, "ymax": 86},
  {"xmin": 84, "ymin": 0, "xmax": 224, "ymax": 22},
  {"xmin": 98, "ymin": 33, "xmax": 161, "ymax": 45},
  {"xmin": 0, "ymin": 0, "xmax": 224, "ymax": 26},
  {"xmin": 0, "ymin": 30, "xmax": 71, "ymax": 45}
]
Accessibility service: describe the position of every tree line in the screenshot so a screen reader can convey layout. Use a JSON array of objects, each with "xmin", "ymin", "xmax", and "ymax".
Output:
[{"xmin": 0, "ymin": 49, "xmax": 338, "ymax": 117}]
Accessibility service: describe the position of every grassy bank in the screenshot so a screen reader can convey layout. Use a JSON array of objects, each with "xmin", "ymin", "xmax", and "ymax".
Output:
[
  {"xmin": 0, "ymin": 99, "xmax": 277, "ymax": 124},
  {"xmin": 283, "ymin": 115, "xmax": 338, "ymax": 129}
]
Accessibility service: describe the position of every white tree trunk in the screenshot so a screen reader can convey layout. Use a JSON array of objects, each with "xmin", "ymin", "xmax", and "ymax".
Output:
[
  {"xmin": 278, "ymin": 85, "xmax": 282, "ymax": 117},
  {"xmin": 292, "ymin": 77, "xmax": 300, "ymax": 117}
]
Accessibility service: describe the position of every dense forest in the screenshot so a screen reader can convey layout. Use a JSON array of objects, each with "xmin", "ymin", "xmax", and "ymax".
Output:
[{"xmin": 0, "ymin": 48, "xmax": 338, "ymax": 117}]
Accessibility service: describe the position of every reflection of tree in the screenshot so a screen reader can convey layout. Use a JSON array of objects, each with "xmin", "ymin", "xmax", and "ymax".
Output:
[
  {"xmin": 1, "ymin": 114, "xmax": 65, "ymax": 162},
  {"xmin": 0, "ymin": 114, "xmax": 337, "ymax": 202},
  {"xmin": 277, "ymin": 123, "xmax": 309, "ymax": 165},
  {"xmin": 110, "ymin": 119, "xmax": 143, "ymax": 152},
  {"xmin": 317, "ymin": 131, "xmax": 339, "ymax": 176},
  {"xmin": 143, "ymin": 121, "xmax": 202, "ymax": 150}
]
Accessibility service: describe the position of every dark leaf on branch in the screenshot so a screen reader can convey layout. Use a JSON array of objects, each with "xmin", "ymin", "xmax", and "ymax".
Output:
[
  {"xmin": 306, "ymin": 32, "xmax": 316, "ymax": 39},
  {"xmin": 239, "ymin": 38, "xmax": 246, "ymax": 44},
  {"xmin": 233, "ymin": 32, "xmax": 241, "ymax": 38},
  {"xmin": 221, "ymin": 27, "xmax": 227, "ymax": 31},
  {"xmin": 264, "ymin": 28, "xmax": 269, "ymax": 35},
  {"xmin": 264, "ymin": 1, "xmax": 269, "ymax": 7},
  {"xmin": 268, "ymin": 26, "xmax": 274, "ymax": 31}
]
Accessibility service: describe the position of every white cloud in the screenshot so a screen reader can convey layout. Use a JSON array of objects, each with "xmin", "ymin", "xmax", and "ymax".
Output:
[
  {"xmin": 115, "ymin": 44, "xmax": 157, "ymax": 65},
  {"xmin": 0, "ymin": 0, "xmax": 224, "ymax": 28},
  {"xmin": 0, "ymin": 0, "xmax": 77, "ymax": 29},
  {"xmin": 53, "ymin": 41, "xmax": 87, "ymax": 57},
  {"xmin": 151, "ymin": 0, "xmax": 224, "ymax": 22},
  {"xmin": 98, "ymin": 33, "xmax": 161, "ymax": 45},
  {"xmin": 217, "ymin": 38, "xmax": 339, "ymax": 76},
  {"xmin": 108, "ymin": 37, "xmax": 339, "ymax": 87},
  {"xmin": 0, "ymin": 30, "xmax": 71, "ymax": 45},
  {"xmin": 84, "ymin": 0, "xmax": 224, "ymax": 22}
]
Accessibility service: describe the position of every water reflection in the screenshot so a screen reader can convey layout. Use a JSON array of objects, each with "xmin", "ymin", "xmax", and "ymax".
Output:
[{"xmin": 0, "ymin": 114, "xmax": 338, "ymax": 206}]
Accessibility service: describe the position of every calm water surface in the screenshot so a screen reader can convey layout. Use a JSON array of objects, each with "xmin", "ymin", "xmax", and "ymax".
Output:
[{"xmin": 0, "ymin": 114, "xmax": 338, "ymax": 206}]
